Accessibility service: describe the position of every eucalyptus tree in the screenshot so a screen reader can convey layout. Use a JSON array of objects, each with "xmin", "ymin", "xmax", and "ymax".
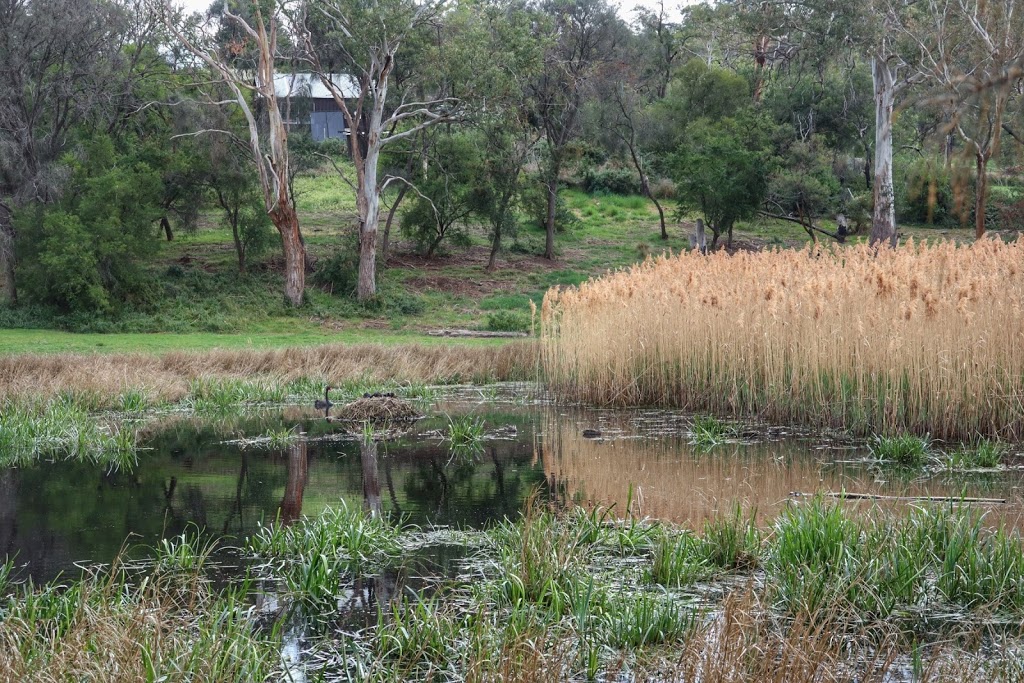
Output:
[
  {"xmin": 163, "ymin": 0, "xmax": 306, "ymax": 306},
  {"xmin": 0, "ymin": 0, "xmax": 147, "ymax": 305},
  {"xmin": 527, "ymin": 0, "xmax": 623, "ymax": 260},
  {"xmin": 295, "ymin": 0, "xmax": 460, "ymax": 300}
]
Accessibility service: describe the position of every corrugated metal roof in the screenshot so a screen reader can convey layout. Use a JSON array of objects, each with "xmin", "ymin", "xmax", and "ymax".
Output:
[{"xmin": 273, "ymin": 73, "xmax": 359, "ymax": 99}]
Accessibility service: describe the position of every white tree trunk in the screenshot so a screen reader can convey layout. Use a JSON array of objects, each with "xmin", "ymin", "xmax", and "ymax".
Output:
[
  {"xmin": 357, "ymin": 77, "xmax": 387, "ymax": 301},
  {"xmin": 870, "ymin": 56, "xmax": 897, "ymax": 247}
]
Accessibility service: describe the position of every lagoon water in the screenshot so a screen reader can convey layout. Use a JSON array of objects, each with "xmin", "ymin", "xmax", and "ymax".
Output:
[{"xmin": 3, "ymin": 384, "xmax": 1023, "ymax": 584}]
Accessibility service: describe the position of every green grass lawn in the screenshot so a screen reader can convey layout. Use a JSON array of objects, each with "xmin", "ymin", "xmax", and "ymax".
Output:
[{"xmin": 0, "ymin": 327, "xmax": 512, "ymax": 355}]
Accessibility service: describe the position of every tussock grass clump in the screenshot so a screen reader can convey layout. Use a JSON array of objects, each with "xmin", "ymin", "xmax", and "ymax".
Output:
[
  {"xmin": 947, "ymin": 437, "xmax": 1006, "ymax": 469},
  {"xmin": 766, "ymin": 499, "xmax": 1024, "ymax": 617},
  {"xmin": 445, "ymin": 414, "xmax": 485, "ymax": 446},
  {"xmin": 248, "ymin": 502, "xmax": 404, "ymax": 608},
  {"xmin": 0, "ymin": 397, "xmax": 136, "ymax": 468},
  {"xmin": 869, "ymin": 433, "xmax": 932, "ymax": 466},
  {"xmin": 689, "ymin": 415, "xmax": 736, "ymax": 448},
  {"xmin": 542, "ymin": 239, "xmax": 1024, "ymax": 439},
  {"xmin": 651, "ymin": 508, "xmax": 761, "ymax": 587}
]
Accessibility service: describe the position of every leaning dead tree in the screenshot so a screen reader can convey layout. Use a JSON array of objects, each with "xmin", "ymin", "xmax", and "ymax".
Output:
[
  {"xmin": 163, "ymin": 0, "xmax": 305, "ymax": 306},
  {"xmin": 296, "ymin": 0, "xmax": 458, "ymax": 301}
]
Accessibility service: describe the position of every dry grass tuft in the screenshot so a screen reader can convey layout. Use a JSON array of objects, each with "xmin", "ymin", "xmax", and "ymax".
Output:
[
  {"xmin": 0, "ymin": 568, "xmax": 276, "ymax": 681},
  {"xmin": 0, "ymin": 341, "xmax": 537, "ymax": 407},
  {"xmin": 542, "ymin": 239, "xmax": 1024, "ymax": 439}
]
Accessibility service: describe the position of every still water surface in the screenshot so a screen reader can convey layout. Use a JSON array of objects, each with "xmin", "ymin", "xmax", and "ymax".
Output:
[{"xmin": 3, "ymin": 385, "xmax": 1023, "ymax": 583}]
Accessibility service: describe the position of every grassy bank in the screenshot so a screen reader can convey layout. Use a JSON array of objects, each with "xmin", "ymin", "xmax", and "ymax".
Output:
[
  {"xmin": 542, "ymin": 238, "xmax": 1024, "ymax": 440},
  {"xmin": 0, "ymin": 340, "xmax": 537, "ymax": 407}
]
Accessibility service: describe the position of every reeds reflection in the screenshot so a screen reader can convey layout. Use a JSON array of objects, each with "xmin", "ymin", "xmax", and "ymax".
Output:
[{"xmin": 542, "ymin": 411, "xmax": 1024, "ymax": 527}]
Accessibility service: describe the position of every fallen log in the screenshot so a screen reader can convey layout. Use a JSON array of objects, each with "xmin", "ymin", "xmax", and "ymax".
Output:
[{"xmin": 789, "ymin": 491, "xmax": 1007, "ymax": 504}]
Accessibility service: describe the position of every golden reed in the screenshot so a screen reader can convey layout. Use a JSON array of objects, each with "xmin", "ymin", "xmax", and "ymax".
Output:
[{"xmin": 542, "ymin": 239, "xmax": 1024, "ymax": 439}]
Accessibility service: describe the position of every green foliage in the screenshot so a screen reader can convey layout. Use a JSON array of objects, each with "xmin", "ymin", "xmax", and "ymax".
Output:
[
  {"xmin": 0, "ymin": 397, "xmax": 136, "ymax": 468},
  {"xmin": 401, "ymin": 134, "xmax": 480, "ymax": 257},
  {"xmin": 947, "ymin": 437, "xmax": 1005, "ymax": 469},
  {"xmin": 445, "ymin": 414, "xmax": 485, "ymax": 446},
  {"xmin": 688, "ymin": 415, "xmax": 735, "ymax": 447},
  {"xmin": 768, "ymin": 139, "xmax": 841, "ymax": 233},
  {"xmin": 313, "ymin": 238, "xmax": 361, "ymax": 297},
  {"xmin": 485, "ymin": 310, "xmax": 530, "ymax": 333},
  {"xmin": 603, "ymin": 592, "xmax": 695, "ymax": 647},
  {"xmin": 16, "ymin": 136, "xmax": 163, "ymax": 312},
  {"xmin": 895, "ymin": 156, "xmax": 960, "ymax": 226},
  {"xmin": 582, "ymin": 166, "xmax": 641, "ymax": 196},
  {"xmin": 668, "ymin": 112, "xmax": 775, "ymax": 247},
  {"xmin": 868, "ymin": 433, "xmax": 932, "ymax": 466},
  {"xmin": 248, "ymin": 502, "xmax": 404, "ymax": 608},
  {"xmin": 520, "ymin": 178, "xmax": 580, "ymax": 234}
]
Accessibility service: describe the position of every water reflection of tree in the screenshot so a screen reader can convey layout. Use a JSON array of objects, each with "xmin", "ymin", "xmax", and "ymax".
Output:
[
  {"xmin": 278, "ymin": 440, "xmax": 308, "ymax": 525},
  {"xmin": 360, "ymin": 438, "xmax": 382, "ymax": 518}
]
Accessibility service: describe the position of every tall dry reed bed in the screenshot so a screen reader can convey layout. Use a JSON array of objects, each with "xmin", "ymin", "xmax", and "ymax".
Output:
[
  {"xmin": 0, "ymin": 341, "xmax": 537, "ymax": 407},
  {"xmin": 542, "ymin": 238, "xmax": 1024, "ymax": 439}
]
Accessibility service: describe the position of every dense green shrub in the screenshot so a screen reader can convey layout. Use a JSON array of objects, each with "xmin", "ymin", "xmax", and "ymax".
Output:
[
  {"xmin": 894, "ymin": 157, "xmax": 960, "ymax": 226},
  {"xmin": 15, "ymin": 136, "xmax": 163, "ymax": 312},
  {"xmin": 582, "ymin": 167, "xmax": 642, "ymax": 196},
  {"xmin": 520, "ymin": 179, "xmax": 580, "ymax": 234},
  {"xmin": 486, "ymin": 310, "xmax": 530, "ymax": 333}
]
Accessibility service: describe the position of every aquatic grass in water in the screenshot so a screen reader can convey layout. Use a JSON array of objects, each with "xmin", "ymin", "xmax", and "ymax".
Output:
[
  {"xmin": 650, "ymin": 508, "xmax": 760, "ymax": 587},
  {"xmin": 0, "ymin": 398, "xmax": 136, "ymax": 468},
  {"xmin": 445, "ymin": 414, "xmax": 485, "ymax": 446},
  {"xmin": 603, "ymin": 592, "xmax": 697, "ymax": 648},
  {"xmin": 869, "ymin": 433, "xmax": 932, "ymax": 466},
  {"xmin": 689, "ymin": 415, "xmax": 735, "ymax": 448},
  {"xmin": 116, "ymin": 388, "xmax": 150, "ymax": 415},
  {"xmin": 249, "ymin": 502, "xmax": 404, "ymax": 607},
  {"xmin": 946, "ymin": 437, "xmax": 1005, "ymax": 469},
  {"xmin": 185, "ymin": 377, "xmax": 288, "ymax": 412},
  {"xmin": 152, "ymin": 526, "xmax": 217, "ymax": 573}
]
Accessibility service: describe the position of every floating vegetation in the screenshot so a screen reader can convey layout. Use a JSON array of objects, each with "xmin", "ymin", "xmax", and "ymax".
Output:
[
  {"xmin": 444, "ymin": 414, "xmax": 485, "ymax": 447},
  {"xmin": 946, "ymin": 437, "xmax": 1006, "ymax": 470},
  {"xmin": 869, "ymin": 433, "xmax": 933, "ymax": 466},
  {"xmin": 688, "ymin": 415, "xmax": 736, "ymax": 448}
]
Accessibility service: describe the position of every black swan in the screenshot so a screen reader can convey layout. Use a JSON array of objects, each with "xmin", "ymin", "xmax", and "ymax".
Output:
[{"xmin": 314, "ymin": 386, "xmax": 334, "ymax": 410}]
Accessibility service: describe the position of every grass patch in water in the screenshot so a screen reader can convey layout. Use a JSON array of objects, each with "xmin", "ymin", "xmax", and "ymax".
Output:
[
  {"xmin": 688, "ymin": 415, "xmax": 736, "ymax": 448},
  {"xmin": 0, "ymin": 561, "xmax": 277, "ymax": 680},
  {"xmin": 946, "ymin": 437, "xmax": 1006, "ymax": 469},
  {"xmin": 869, "ymin": 433, "xmax": 932, "ymax": 466},
  {"xmin": 248, "ymin": 502, "xmax": 405, "ymax": 609},
  {"xmin": 445, "ymin": 414, "xmax": 485, "ymax": 447},
  {"xmin": 0, "ymin": 398, "xmax": 136, "ymax": 469}
]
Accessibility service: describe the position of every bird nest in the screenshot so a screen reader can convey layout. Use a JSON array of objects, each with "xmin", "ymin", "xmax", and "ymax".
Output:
[{"xmin": 334, "ymin": 396, "xmax": 423, "ymax": 423}]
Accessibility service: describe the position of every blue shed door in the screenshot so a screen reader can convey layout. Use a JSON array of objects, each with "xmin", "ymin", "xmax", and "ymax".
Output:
[{"xmin": 310, "ymin": 112, "xmax": 346, "ymax": 142}]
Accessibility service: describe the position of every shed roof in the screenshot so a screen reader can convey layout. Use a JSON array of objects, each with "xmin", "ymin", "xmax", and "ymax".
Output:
[{"xmin": 273, "ymin": 73, "xmax": 359, "ymax": 99}]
